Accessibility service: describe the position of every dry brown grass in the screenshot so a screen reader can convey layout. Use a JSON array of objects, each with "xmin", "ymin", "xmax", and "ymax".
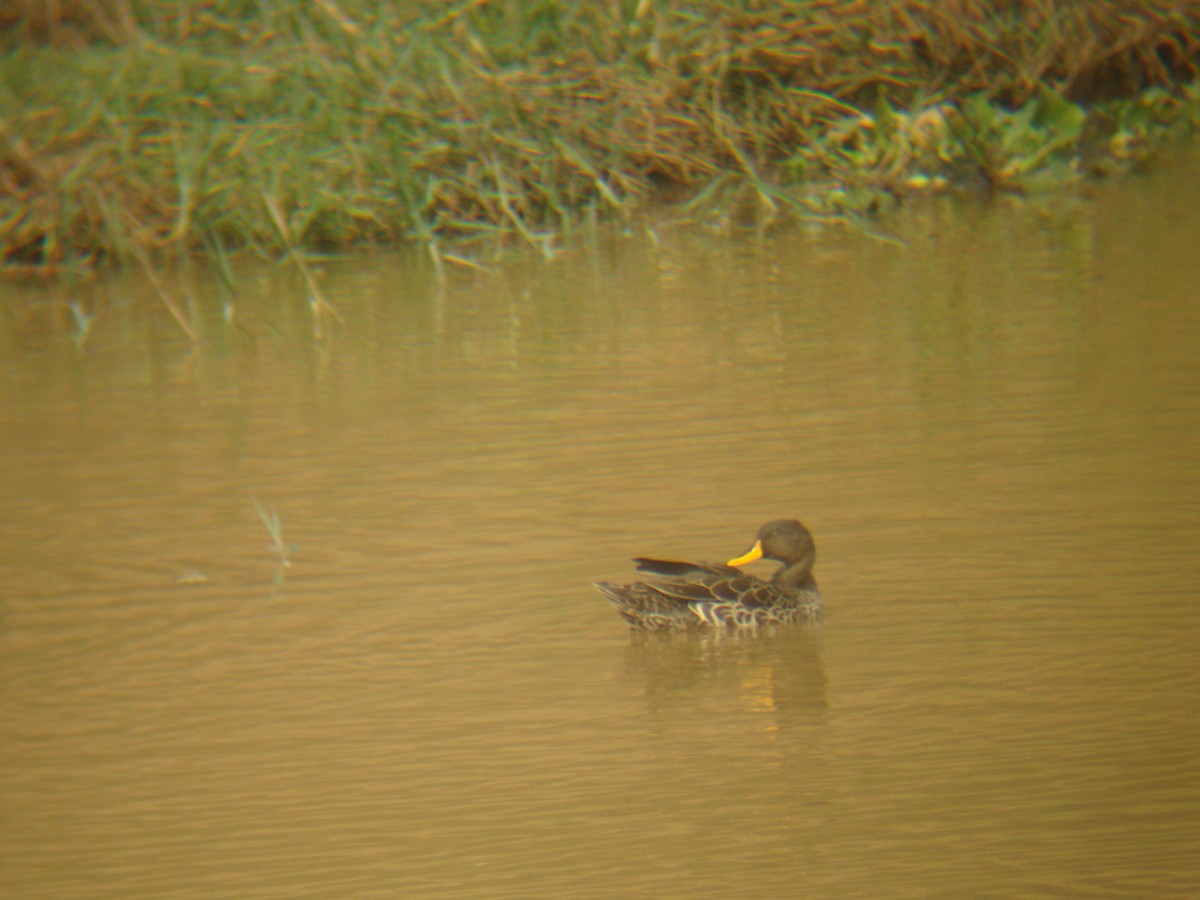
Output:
[{"xmin": 1, "ymin": 0, "xmax": 1197, "ymax": 275}]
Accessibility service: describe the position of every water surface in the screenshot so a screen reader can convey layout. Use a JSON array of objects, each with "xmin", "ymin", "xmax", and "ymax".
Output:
[{"xmin": 2, "ymin": 151, "xmax": 1199, "ymax": 897}]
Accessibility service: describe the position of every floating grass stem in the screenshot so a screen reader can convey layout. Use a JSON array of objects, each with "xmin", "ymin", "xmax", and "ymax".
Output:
[
  {"xmin": 69, "ymin": 301, "xmax": 95, "ymax": 348},
  {"xmin": 261, "ymin": 191, "xmax": 343, "ymax": 339},
  {"xmin": 249, "ymin": 493, "xmax": 292, "ymax": 568},
  {"xmin": 132, "ymin": 245, "xmax": 201, "ymax": 343}
]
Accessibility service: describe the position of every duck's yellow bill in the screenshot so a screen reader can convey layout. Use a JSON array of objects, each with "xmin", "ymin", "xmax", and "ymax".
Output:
[{"xmin": 727, "ymin": 540, "xmax": 763, "ymax": 567}]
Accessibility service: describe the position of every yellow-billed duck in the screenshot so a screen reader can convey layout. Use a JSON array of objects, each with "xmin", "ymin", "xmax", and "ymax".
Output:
[{"xmin": 594, "ymin": 519, "xmax": 821, "ymax": 630}]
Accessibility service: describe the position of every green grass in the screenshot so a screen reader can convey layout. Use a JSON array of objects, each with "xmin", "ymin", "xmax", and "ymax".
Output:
[{"xmin": 1, "ymin": 0, "xmax": 1198, "ymax": 278}]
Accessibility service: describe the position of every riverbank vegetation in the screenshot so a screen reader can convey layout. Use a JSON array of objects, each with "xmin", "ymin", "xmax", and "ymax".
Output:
[{"xmin": 2, "ymin": 0, "xmax": 1198, "ymax": 278}]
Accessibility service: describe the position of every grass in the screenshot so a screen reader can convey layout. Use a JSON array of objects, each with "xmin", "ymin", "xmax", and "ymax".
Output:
[
  {"xmin": 250, "ymin": 493, "xmax": 291, "ymax": 569},
  {"xmin": 1, "ymin": 0, "xmax": 1198, "ymax": 281}
]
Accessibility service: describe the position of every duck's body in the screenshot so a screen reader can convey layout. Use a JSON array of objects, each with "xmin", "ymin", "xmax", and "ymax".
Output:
[{"xmin": 594, "ymin": 519, "xmax": 821, "ymax": 630}]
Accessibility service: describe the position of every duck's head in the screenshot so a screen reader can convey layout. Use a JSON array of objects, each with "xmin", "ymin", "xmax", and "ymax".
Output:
[{"xmin": 727, "ymin": 519, "xmax": 815, "ymax": 569}]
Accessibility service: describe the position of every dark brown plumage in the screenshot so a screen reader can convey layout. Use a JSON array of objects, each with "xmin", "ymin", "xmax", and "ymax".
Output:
[{"xmin": 594, "ymin": 519, "xmax": 821, "ymax": 630}]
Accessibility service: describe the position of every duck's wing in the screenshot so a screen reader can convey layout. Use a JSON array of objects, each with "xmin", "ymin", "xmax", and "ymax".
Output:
[
  {"xmin": 731, "ymin": 581, "xmax": 794, "ymax": 609},
  {"xmin": 657, "ymin": 573, "xmax": 797, "ymax": 610},
  {"xmin": 636, "ymin": 567, "xmax": 770, "ymax": 605},
  {"xmin": 632, "ymin": 557, "xmax": 736, "ymax": 579},
  {"xmin": 594, "ymin": 580, "xmax": 701, "ymax": 629}
]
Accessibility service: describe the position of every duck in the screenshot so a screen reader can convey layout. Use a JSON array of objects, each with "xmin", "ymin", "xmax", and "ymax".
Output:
[{"xmin": 594, "ymin": 519, "xmax": 821, "ymax": 630}]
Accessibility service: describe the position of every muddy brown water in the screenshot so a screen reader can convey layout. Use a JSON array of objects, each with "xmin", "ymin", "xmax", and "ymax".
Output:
[{"xmin": 2, "ymin": 151, "xmax": 1199, "ymax": 897}]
